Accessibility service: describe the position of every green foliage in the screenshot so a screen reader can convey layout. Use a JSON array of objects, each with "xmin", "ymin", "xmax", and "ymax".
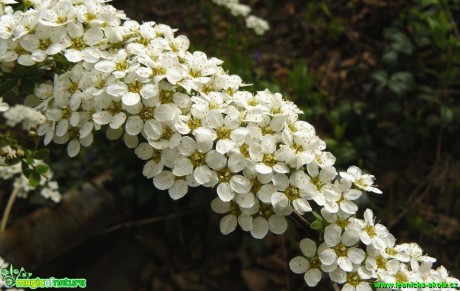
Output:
[
  {"xmin": 364, "ymin": 0, "xmax": 460, "ymax": 150},
  {"xmin": 0, "ymin": 131, "xmax": 50, "ymax": 187}
]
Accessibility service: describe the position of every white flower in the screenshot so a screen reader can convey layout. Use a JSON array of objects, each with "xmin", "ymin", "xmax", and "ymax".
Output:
[
  {"xmin": 271, "ymin": 171, "xmax": 314, "ymax": 215},
  {"xmin": 289, "ymin": 238, "xmax": 327, "ymax": 287},
  {"xmin": 3, "ymin": 104, "xmax": 45, "ymax": 129},
  {"xmin": 95, "ymin": 49, "xmax": 139, "ymax": 79},
  {"xmin": 53, "ymin": 126, "xmax": 93, "ymax": 157},
  {"xmin": 211, "ymin": 197, "xmax": 257, "ymax": 234},
  {"xmin": 348, "ymin": 209, "xmax": 389, "ymax": 250},
  {"xmin": 276, "ymin": 130, "xmax": 320, "ymax": 169},
  {"xmin": 322, "ymin": 179, "xmax": 362, "ymax": 214},
  {"xmin": 320, "ymin": 208, "xmax": 352, "ymax": 230},
  {"xmin": 250, "ymin": 135, "xmax": 289, "ymax": 174},
  {"xmin": 250, "ymin": 203, "xmax": 289, "ymax": 239},
  {"xmin": 340, "ymin": 266, "xmax": 373, "ymax": 291},
  {"xmin": 320, "ymin": 226, "xmax": 365, "ymax": 272},
  {"xmin": 172, "ymin": 135, "xmax": 218, "ymax": 187},
  {"xmin": 40, "ymin": 0, "xmax": 76, "ymax": 27},
  {"xmin": 153, "ymin": 170, "xmax": 188, "ymax": 200},
  {"xmin": 245, "ymin": 15, "xmax": 270, "ymax": 35},
  {"xmin": 340, "ymin": 166, "xmax": 383, "ymax": 194},
  {"xmin": 377, "ymin": 259, "xmax": 418, "ymax": 285}
]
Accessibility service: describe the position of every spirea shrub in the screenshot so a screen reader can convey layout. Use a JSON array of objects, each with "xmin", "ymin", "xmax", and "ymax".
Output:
[{"xmin": 0, "ymin": 0, "xmax": 458, "ymax": 290}]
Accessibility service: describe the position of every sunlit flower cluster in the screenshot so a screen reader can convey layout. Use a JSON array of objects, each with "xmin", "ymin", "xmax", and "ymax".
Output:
[{"xmin": 0, "ymin": 1, "xmax": 457, "ymax": 290}]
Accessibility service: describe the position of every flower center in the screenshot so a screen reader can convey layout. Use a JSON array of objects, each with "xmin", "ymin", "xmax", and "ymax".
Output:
[
  {"xmin": 336, "ymin": 218, "xmax": 349, "ymax": 229},
  {"xmin": 108, "ymin": 102, "xmax": 122, "ymax": 115},
  {"xmin": 250, "ymin": 178, "xmax": 261, "ymax": 193},
  {"xmin": 68, "ymin": 81, "xmax": 79, "ymax": 95},
  {"xmin": 128, "ymin": 80, "xmax": 142, "ymax": 93},
  {"xmin": 161, "ymin": 127, "xmax": 174, "ymax": 140},
  {"xmin": 240, "ymin": 144, "xmax": 249, "ymax": 158},
  {"xmin": 216, "ymin": 126, "xmax": 231, "ymax": 140},
  {"xmin": 310, "ymin": 176, "xmax": 324, "ymax": 190},
  {"xmin": 386, "ymin": 248, "xmax": 397, "ymax": 256},
  {"xmin": 159, "ymin": 91, "xmax": 173, "ymax": 104},
  {"xmin": 261, "ymin": 126, "xmax": 273, "ymax": 135},
  {"xmin": 395, "ymin": 271, "xmax": 408, "ymax": 283},
  {"xmin": 346, "ymin": 272, "xmax": 361, "ymax": 286},
  {"xmin": 187, "ymin": 117, "xmax": 201, "ymax": 130},
  {"xmin": 68, "ymin": 127, "xmax": 80, "ymax": 139},
  {"xmin": 284, "ymin": 186, "xmax": 300, "ymax": 201},
  {"xmin": 62, "ymin": 106, "xmax": 72, "ymax": 119},
  {"xmin": 140, "ymin": 107, "xmax": 154, "ymax": 120},
  {"xmin": 217, "ymin": 168, "xmax": 232, "ymax": 183},
  {"xmin": 293, "ymin": 143, "xmax": 303, "ymax": 153},
  {"xmin": 189, "ymin": 150, "xmax": 206, "ymax": 167},
  {"xmin": 310, "ymin": 256, "xmax": 321, "ymax": 269},
  {"xmin": 229, "ymin": 201, "xmax": 241, "ymax": 216},
  {"xmin": 190, "ymin": 69, "xmax": 201, "ymax": 78},
  {"xmin": 39, "ymin": 38, "xmax": 52, "ymax": 50},
  {"xmin": 153, "ymin": 67, "xmax": 166, "ymax": 76},
  {"xmin": 334, "ymin": 243, "xmax": 348, "ymax": 257},
  {"xmin": 258, "ymin": 203, "xmax": 274, "ymax": 219},
  {"xmin": 115, "ymin": 61, "xmax": 129, "ymax": 71},
  {"xmin": 70, "ymin": 38, "xmax": 86, "ymax": 50},
  {"xmin": 364, "ymin": 225, "xmax": 376, "ymax": 238},
  {"xmin": 262, "ymin": 154, "xmax": 276, "ymax": 167},
  {"xmin": 376, "ymin": 255, "xmax": 387, "ymax": 269}
]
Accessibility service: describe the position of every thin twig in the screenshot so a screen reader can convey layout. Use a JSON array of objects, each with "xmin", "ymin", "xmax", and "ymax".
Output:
[
  {"xmin": 289, "ymin": 211, "xmax": 316, "ymax": 240},
  {"xmin": 99, "ymin": 206, "xmax": 207, "ymax": 234},
  {"xmin": 0, "ymin": 186, "xmax": 19, "ymax": 234}
]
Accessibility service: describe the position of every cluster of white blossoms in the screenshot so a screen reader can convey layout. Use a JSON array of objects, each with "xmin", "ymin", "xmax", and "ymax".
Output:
[
  {"xmin": 3, "ymin": 105, "xmax": 45, "ymax": 130},
  {"xmin": 210, "ymin": 0, "xmax": 270, "ymax": 35},
  {"xmin": 0, "ymin": 1, "xmax": 457, "ymax": 290},
  {"xmin": 290, "ymin": 209, "xmax": 459, "ymax": 290},
  {"xmin": 0, "ymin": 146, "xmax": 61, "ymax": 202}
]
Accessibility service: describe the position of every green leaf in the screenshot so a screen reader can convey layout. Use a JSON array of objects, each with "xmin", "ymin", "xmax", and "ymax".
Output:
[
  {"xmin": 21, "ymin": 79, "xmax": 36, "ymax": 95},
  {"xmin": 29, "ymin": 171, "xmax": 41, "ymax": 187},
  {"xmin": 311, "ymin": 220, "xmax": 323, "ymax": 231},
  {"xmin": 21, "ymin": 160, "xmax": 28, "ymax": 172},
  {"xmin": 22, "ymin": 168, "xmax": 33, "ymax": 179},
  {"xmin": 16, "ymin": 69, "xmax": 44, "ymax": 79},
  {"xmin": 32, "ymin": 149, "xmax": 49, "ymax": 160},
  {"xmin": 0, "ymin": 79, "xmax": 18, "ymax": 97},
  {"xmin": 35, "ymin": 164, "xmax": 49, "ymax": 175},
  {"xmin": 312, "ymin": 211, "xmax": 323, "ymax": 221}
]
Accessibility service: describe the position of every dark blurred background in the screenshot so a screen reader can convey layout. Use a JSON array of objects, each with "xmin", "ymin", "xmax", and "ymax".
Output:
[{"xmin": 1, "ymin": 0, "xmax": 459, "ymax": 290}]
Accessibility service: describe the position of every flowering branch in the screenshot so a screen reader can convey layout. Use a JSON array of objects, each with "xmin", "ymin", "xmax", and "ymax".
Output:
[{"xmin": 0, "ymin": 0, "xmax": 458, "ymax": 290}]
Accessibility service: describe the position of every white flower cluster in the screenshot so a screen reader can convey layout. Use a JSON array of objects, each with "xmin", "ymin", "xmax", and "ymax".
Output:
[
  {"xmin": 290, "ymin": 209, "xmax": 460, "ymax": 290},
  {"xmin": 3, "ymin": 104, "xmax": 45, "ymax": 130},
  {"xmin": 0, "ymin": 1, "xmax": 457, "ymax": 290},
  {"xmin": 0, "ymin": 146, "xmax": 61, "ymax": 202},
  {"xmin": 210, "ymin": 0, "xmax": 270, "ymax": 35}
]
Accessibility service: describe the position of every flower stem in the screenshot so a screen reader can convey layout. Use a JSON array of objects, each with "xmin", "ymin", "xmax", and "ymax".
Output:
[
  {"xmin": 289, "ymin": 211, "xmax": 316, "ymax": 239},
  {"xmin": 1, "ymin": 186, "xmax": 20, "ymax": 234}
]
